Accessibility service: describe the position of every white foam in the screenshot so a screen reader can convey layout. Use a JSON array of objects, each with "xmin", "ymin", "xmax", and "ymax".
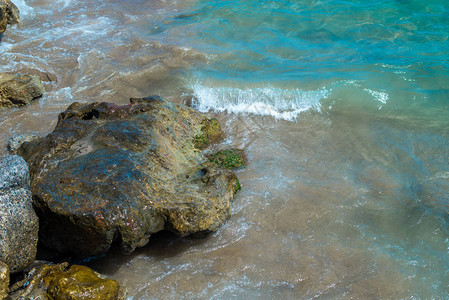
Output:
[
  {"xmin": 190, "ymin": 84, "xmax": 329, "ymax": 121},
  {"xmin": 12, "ymin": 0, "xmax": 34, "ymax": 17}
]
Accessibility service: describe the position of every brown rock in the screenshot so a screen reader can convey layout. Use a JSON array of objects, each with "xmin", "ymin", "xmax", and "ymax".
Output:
[
  {"xmin": 0, "ymin": 73, "xmax": 45, "ymax": 108},
  {"xmin": 19, "ymin": 96, "xmax": 240, "ymax": 257},
  {"xmin": 9, "ymin": 263, "xmax": 120, "ymax": 300},
  {"xmin": 0, "ymin": 0, "xmax": 19, "ymax": 40},
  {"xmin": 0, "ymin": 261, "xmax": 9, "ymax": 300}
]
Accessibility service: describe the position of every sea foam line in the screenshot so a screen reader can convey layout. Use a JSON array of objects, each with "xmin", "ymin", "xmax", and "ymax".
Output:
[{"xmin": 190, "ymin": 84, "xmax": 329, "ymax": 121}]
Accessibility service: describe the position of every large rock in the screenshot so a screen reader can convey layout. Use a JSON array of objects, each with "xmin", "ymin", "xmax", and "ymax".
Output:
[
  {"xmin": 9, "ymin": 262, "xmax": 120, "ymax": 300},
  {"xmin": 0, "ymin": 0, "xmax": 19, "ymax": 41},
  {"xmin": 0, "ymin": 155, "xmax": 39, "ymax": 273},
  {"xmin": 19, "ymin": 96, "xmax": 240, "ymax": 257},
  {"xmin": 0, "ymin": 73, "xmax": 45, "ymax": 108}
]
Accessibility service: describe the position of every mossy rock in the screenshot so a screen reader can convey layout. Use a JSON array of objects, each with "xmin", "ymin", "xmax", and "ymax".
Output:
[
  {"xmin": 47, "ymin": 265, "xmax": 119, "ymax": 300},
  {"xmin": 193, "ymin": 118, "xmax": 224, "ymax": 150},
  {"xmin": 210, "ymin": 149, "xmax": 246, "ymax": 169},
  {"xmin": 9, "ymin": 263, "xmax": 120, "ymax": 300}
]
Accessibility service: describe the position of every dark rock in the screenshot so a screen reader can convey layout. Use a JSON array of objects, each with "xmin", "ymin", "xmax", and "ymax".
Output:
[
  {"xmin": 0, "ymin": 155, "xmax": 39, "ymax": 273},
  {"xmin": 8, "ymin": 134, "xmax": 39, "ymax": 154},
  {"xmin": 0, "ymin": 73, "xmax": 45, "ymax": 108},
  {"xmin": 9, "ymin": 263, "xmax": 120, "ymax": 300},
  {"xmin": 20, "ymin": 97, "xmax": 240, "ymax": 257},
  {"xmin": 0, "ymin": 261, "xmax": 8, "ymax": 300}
]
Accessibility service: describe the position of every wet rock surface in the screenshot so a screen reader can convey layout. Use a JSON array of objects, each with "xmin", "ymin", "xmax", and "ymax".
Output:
[
  {"xmin": 0, "ymin": 73, "xmax": 45, "ymax": 108},
  {"xmin": 9, "ymin": 262, "xmax": 120, "ymax": 300},
  {"xmin": 19, "ymin": 96, "xmax": 241, "ymax": 257},
  {"xmin": 8, "ymin": 134, "xmax": 39, "ymax": 154},
  {"xmin": 0, "ymin": 155, "xmax": 39, "ymax": 273},
  {"xmin": 0, "ymin": 261, "xmax": 9, "ymax": 300},
  {"xmin": 0, "ymin": 0, "xmax": 20, "ymax": 41}
]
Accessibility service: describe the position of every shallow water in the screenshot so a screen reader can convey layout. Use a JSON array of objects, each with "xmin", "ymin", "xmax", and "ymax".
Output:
[{"xmin": 1, "ymin": 0, "xmax": 449, "ymax": 298}]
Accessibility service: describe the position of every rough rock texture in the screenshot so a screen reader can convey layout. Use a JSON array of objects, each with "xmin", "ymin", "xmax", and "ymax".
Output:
[
  {"xmin": 8, "ymin": 134, "xmax": 39, "ymax": 154},
  {"xmin": 0, "ymin": 0, "xmax": 19, "ymax": 40},
  {"xmin": 0, "ymin": 155, "xmax": 39, "ymax": 273},
  {"xmin": 0, "ymin": 261, "xmax": 9, "ymax": 300},
  {"xmin": 9, "ymin": 262, "xmax": 119, "ymax": 300},
  {"xmin": 0, "ymin": 73, "xmax": 45, "ymax": 108},
  {"xmin": 19, "ymin": 96, "xmax": 240, "ymax": 257}
]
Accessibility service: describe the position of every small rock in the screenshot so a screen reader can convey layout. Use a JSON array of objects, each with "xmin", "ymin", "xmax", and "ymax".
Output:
[
  {"xmin": 6, "ymin": 68, "xmax": 57, "ymax": 83},
  {"xmin": 0, "ymin": 0, "xmax": 19, "ymax": 42},
  {"xmin": 47, "ymin": 265, "xmax": 119, "ymax": 300},
  {"xmin": 9, "ymin": 263, "xmax": 120, "ymax": 300},
  {"xmin": 0, "ymin": 261, "xmax": 9, "ymax": 300},
  {"xmin": 8, "ymin": 134, "xmax": 39, "ymax": 154},
  {"xmin": 0, "ymin": 73, "xmax": 45, "ymax": 108},
  {"xmin": 0, "ymin": 155, "xmax": 39, "ymax": 273}
]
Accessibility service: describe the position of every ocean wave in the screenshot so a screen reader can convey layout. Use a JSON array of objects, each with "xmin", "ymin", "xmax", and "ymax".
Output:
[{"xmin": 189, "ymin": 84, "xmax": 329, "ymax": 121}]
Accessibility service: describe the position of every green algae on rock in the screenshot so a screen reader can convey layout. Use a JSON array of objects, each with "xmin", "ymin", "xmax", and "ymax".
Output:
[
  {"xmin": 19, "ymin": 96, "xmax": 241, "ymax": 257},
  {"xmin": 0, "ymin": 73, "xmax": 44, "ymax": 108},
  {"xmin": 193, "ymin": 118, "xmax": 224, "ymax": 150},
  {"xmin": 209, "ymin": 149, "xmax": 247, "ymax": 169},
  {"xmin": 9, "ymin": 263, "xmax": 120, "ymax": 300},
  {"xmin": 47, "ymin": 265, "xmax": 119, "ymax": 300}
]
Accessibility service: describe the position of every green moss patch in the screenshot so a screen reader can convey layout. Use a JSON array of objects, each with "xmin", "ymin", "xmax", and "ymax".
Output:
[
  {"xmin": 234, "ymin": 177, "xmax": 241, "ymax": 194},
  {"xmin": 193, "ymin": 118, "xmax": 224, "ymax": 150},
  {"xmin": 210, "ymin": 149, "xmax": 246, "ymax": 169}
]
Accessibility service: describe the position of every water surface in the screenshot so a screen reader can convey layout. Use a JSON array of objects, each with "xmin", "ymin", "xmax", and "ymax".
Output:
[{"xmin": 1, "ymin": 0, "xmax": 449, "ymax": 298}]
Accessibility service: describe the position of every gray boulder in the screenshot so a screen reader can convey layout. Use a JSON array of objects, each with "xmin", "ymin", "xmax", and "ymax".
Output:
[{"xmin": 0, "ymin": 155, "xmax": 39, "ymax": 273}]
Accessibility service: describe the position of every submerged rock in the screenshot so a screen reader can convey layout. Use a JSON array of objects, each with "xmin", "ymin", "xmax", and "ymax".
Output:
[
  {"xmin": 19, "ymin": 96, "xmax": 241, "ymax": 257},
  {"xmin": 0, "ymin": 73, "xmax": 45, "ymax": 108},
  {"xmin": 0, "ymin": 155, "xmax": 39, "ymax": 273},
  {"xmin": 0, "ymin": 0, "xmax": 20, "ymax": 42},
  {"xmin": 0, "ymin": 261, "xmax": 9, "ymax": 300},
  {"xmin": 9, "ymin": 262, "xmax": 120, "ymax": 300}
]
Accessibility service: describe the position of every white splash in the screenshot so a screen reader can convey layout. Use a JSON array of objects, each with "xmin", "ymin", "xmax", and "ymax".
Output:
[{"xmin": 190, "ymin": 84, "xmax": 329, "ymax": 121}]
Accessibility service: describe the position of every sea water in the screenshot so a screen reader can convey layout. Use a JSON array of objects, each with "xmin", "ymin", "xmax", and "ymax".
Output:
[{"xmin": 1, "ymin": 0, "xmax": 448, "ymax": 298}]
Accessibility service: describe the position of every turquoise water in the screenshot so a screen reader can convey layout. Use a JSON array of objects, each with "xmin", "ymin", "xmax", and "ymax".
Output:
[
  {"xmin": 165, "ymin": 0, "xmax": 449, "ymax": 117},
  {"xmin": 160, "ymin": 0, "xmax": 449, "ymax": 296},
  {"xmin": 1, "ymin": 0, "xmax": 449, "ymax": 297}
]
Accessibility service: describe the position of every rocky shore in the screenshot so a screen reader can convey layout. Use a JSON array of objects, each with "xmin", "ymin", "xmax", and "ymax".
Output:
[
  {"xmin": 0, "ymin": 1, "xmax": 245, "ymax": 298},
  {"xmin": 1, "ymin": 97, "xmax": 245, "ymax": 298}
]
